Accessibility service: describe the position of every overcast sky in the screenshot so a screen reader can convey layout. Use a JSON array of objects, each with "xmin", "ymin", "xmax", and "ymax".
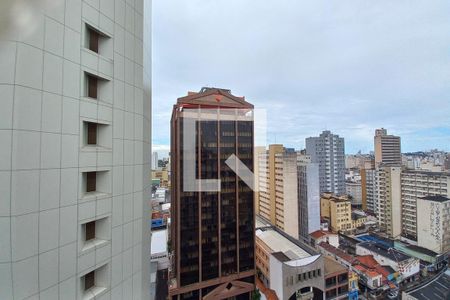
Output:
[{"xmin": 152, "ymin": 0, "xmax": 450, "ymax": 157}]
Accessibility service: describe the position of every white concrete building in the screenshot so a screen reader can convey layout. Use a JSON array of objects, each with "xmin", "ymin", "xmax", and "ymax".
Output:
[
  {"xmin": 416, "ymin": 195, "xmax": 450, "ymax": 254},
  {"xmin": 401, "ymin": 170, "xmax": 450, "ymax": 242},
  {"xmin": 0, "ymin": 0, "xmax": 151, "ymax": 299},
  {"xmin": 255, "ymin": 226, "xmax": 324, "ymax": 300},
  {"xmin": 151, "ymin": 229, "xmax": 168, "ymax": 267},
  {"xmin": 297, "ymin": 154, "xmax": 321, "ymax": 240}
]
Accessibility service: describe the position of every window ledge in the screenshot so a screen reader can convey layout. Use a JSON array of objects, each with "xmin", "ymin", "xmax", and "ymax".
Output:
[
  {"xmin": 80, "ymin": 96, "xmax": 113, "ymax": 107},
  {"xmin": 81, "ymin": 238, "xmax": 109, "ymax": 253},
  {"xmin": 81, "ymin": 145, "xmax": 112, "ymax": 152},
  {"xmin": 81, "ymin": 191, "xmax": 111, "ymax": 202},
  {"xmin": 82, "ymin": 47, "xmax": 113, "ymax": 62},
  {"xmin": 82, "ymin": 286, "xmax": 108, "ymax": 300}
]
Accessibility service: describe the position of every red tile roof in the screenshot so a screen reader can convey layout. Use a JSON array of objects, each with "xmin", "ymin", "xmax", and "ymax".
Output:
[
  {"xmin": 310, "ymin": 230, "xmax": 328, "ymax": 239},
  {"xmin": 319, "ymin": 243, "xmax": 392, "ymax": 281},
  {"xmin": 355, "ymin": 255, "xmax": 379, "ymax": 268},
  {"xmin": 353, "ymin": 255, "xmax": 391, "ymax": 280}
]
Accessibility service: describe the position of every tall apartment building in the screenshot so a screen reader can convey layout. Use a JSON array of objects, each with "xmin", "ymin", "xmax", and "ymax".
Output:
[
  {"xmin": 306, "ymin": 130, "xmax": 345, "ymax": 195},
  {"xmin": 169, "ymin": 88, "xmax": 255, "ymax": 299},
  {"xmin": 257, "ymin": 145, "xmax": 299, "ymax": 238},
  {"xmin": 374, "ymin": 128, "xmax": 401, "ymax": 167},
  {"xmin": 361, "ymin": 168, "xmax": 377, "ymax": 213},
  {"xmin": 297, "ymin": 154, "xmax": 321, "ymax": 240},
  {"xmin": 401, "ymin": 170, "xmax": 450, "ymax": 242},
  {"xmin": 376, "ymin": 166, "xmax": 402, "ymax": 238},
  {"xmin": 253, "ymin": 146, "xmax": 266, "ymax": 215},
  {"xmin": 0, "ymin": 1, "xmax": 151, "ymax": 299},
  {"xmin": 416, "ymin": 196, "xmax": 450, "ymax": 254},
  {"xmin": 256, "ymin": 146, "xmax": 320, "ymax": 241}
]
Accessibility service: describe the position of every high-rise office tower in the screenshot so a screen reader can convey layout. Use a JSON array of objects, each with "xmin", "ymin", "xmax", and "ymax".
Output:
[
  {"xmin": 297, "ymin": 154, "xmax": 321, "ymax": 240},
  {"xmin": 169, "ymin": 88, "xmax": 255, "ymax": 299},
  {"xmin": 0, "ymin": 1, "xmax": 151, "ymax": 299},
  {"xmin": 374, "ymin": 128, "xmax": 401, "ymax": 167},
  {"xmin": 306, "ymin": 130, "xmax": 346, "ymax": 195}
]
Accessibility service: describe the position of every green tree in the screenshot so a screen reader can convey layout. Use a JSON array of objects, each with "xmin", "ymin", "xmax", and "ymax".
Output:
[{"xmin": 252, "ymin": 289, "xmax": 261, "ymax": 300}]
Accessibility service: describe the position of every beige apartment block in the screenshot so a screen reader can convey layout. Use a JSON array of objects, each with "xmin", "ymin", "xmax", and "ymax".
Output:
[
  {"xmin": 256, "ymin": 145, "xmax": 299, "ymax": 238},
  {"xmin": 376, "ymin": 166, "xmax": 402, "ymax": 238},
  {"xmin": 320, "ymin": 193, "xmax": 352, "ymax": 233},
  {"xmin": 374, "ymin": 128, "xmax": 401, "ymax": 167}
]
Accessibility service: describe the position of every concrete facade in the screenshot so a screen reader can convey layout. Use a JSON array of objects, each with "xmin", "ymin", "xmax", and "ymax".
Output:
[
  {"xmin": 416, "ymin": 196, "xmax": 450, "ymax": 254},
  {"xmin": 306, "ymin": 131, "xmax": 345, "ymax": 196},
  {"xmin": 320, "ymin": 193, "xmax": 352, "ymax": 233},
  {"xmin": 401, "ymin": 170, "xmax": 450, "ymax": 242},
  {"xmin": 374, "ymin": 128, "xmax": 401, "ymax": 167},
  {"xmin": 376, "ymin": 166, "xmax": 402, "ymax": 238},
  {"xmin": 270, "ymin": 254, "xmax": 324, "ymax": 300},
  {"xmin": 297, "ymin": 155, "xmax": 321, "ymax": 240},
  {"xmin": 361, "ymin": 167, "xmax": 377, "ymax": 213},
  {"xmin": 346, "ymin": 181, "xmax": 362, "ymax": 208},
  {"xmin": 255, "ymin": 221, "xmax": 325, "ymax": 300},
  {"xmin": 0, "ymin": 0, "xmax": 151, "ymax": 299},
  {"xmin": 256, "ymin": 145, "xmax": 299, "ymax": 237}
]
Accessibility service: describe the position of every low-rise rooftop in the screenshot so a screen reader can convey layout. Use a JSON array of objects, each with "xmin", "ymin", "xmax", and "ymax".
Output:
[
  {"xmin": 324, "ymin": 256, "xmax": 347, "ymax": 276},
  {"xmin": 404, "ymin": 243, "xmax": 438, "ymax": 257},
  {"xmin": 310, "ymin": 230, "xmax": 335, "ymax": 240},
  {"xmin": 419, "ymin": 195, "xmax": 450, "ymax": 203},
  {"xmin": 358, "ymin": 242, "xmax": 411, "ymax": 262},
  {"xmin": 151, "ymin": 229, "xmax": 167, "ymax": 255},
  {"xmin": 318, "ymin": 242, "xmax": 354, "ymax": 263},
  {"xmin": 256, "ymin": 228, "xmax": 311, "ymax": 260},
  {"xmin": 352, "ymin": 212, "xmax": 366, "ymax": 220}
]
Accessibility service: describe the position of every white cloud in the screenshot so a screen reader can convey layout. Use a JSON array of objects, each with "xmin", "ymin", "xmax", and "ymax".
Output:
[{"xmin": 153, "ymin": 0, "xmax": 450, "ymax": 153}]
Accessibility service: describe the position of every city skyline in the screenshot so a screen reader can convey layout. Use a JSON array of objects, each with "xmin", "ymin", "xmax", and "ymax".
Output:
[
  {"xmin": 3, "ymin": 1, "xmax": 450, "ymax": 299},
  {"xmin": 153, "ymin": 0, "xmax": 450, "ymax": 155}
]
